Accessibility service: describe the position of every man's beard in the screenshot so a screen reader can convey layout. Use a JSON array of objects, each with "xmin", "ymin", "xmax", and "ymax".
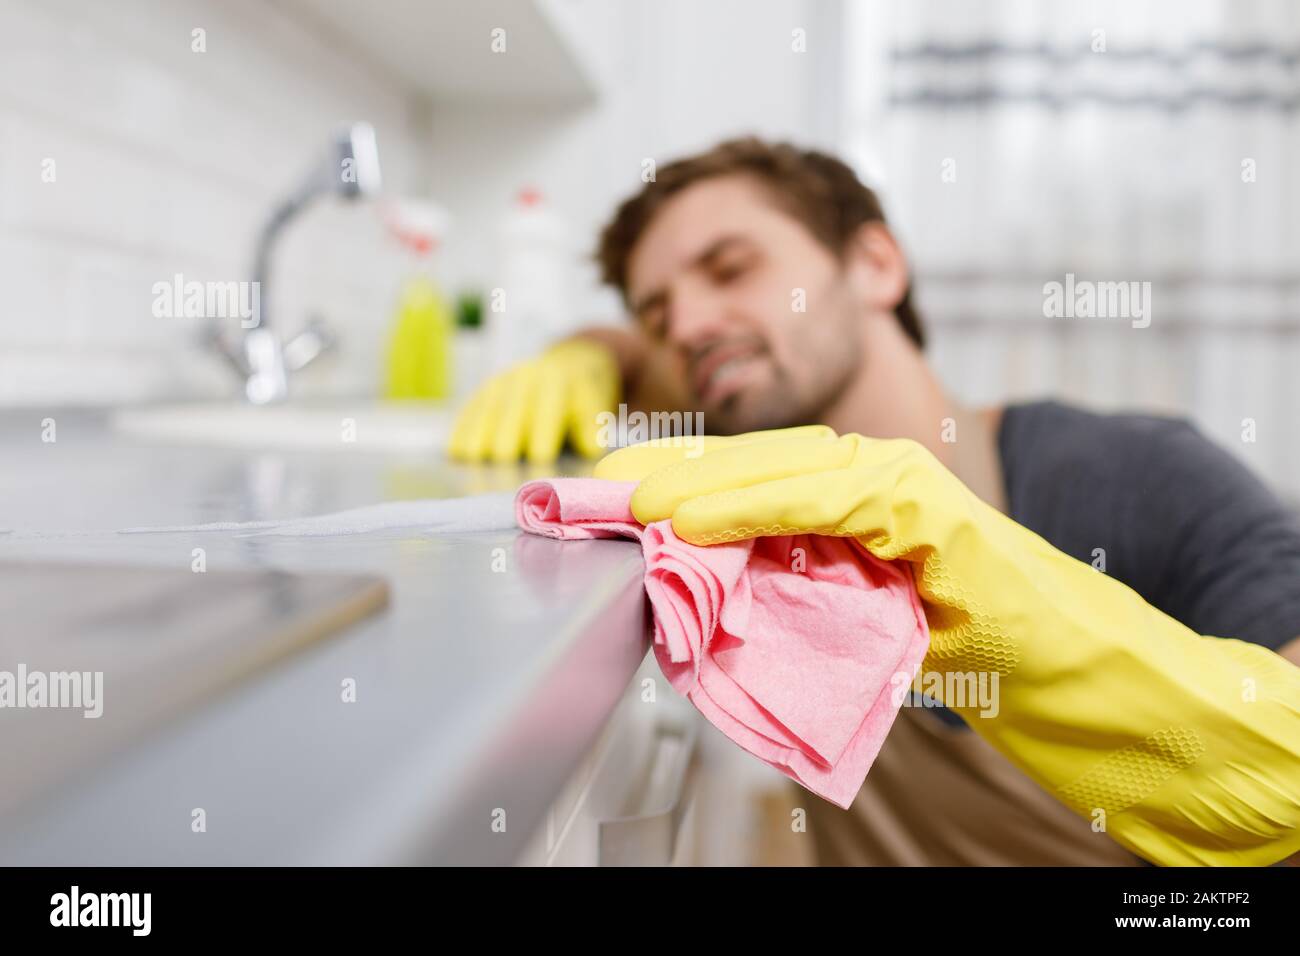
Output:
[
  {"xmin": 695, "ymin": 279, "xmax": 863, "ymax": 435},
  {"xmin": 704, "ymin": 350, "xmax": 857, "ymax": 435}
]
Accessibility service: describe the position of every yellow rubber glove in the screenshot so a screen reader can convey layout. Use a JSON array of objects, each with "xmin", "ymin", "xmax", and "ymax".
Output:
[
  {"xmin": 593, "ymin": 423, "xmax": 837, "ymax": 478},
  {"xmin": 448, "ymin": 339, "xmax": 620, "ymax": 464},
  {"xmin": 595, "ymin": 429, "xmax": 1300, "ymax": 867}
]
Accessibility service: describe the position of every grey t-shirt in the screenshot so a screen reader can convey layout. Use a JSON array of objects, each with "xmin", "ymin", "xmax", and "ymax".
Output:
[{"xmin": 927, "ymin": 398, "xmax": 1300, "ymax": 729}]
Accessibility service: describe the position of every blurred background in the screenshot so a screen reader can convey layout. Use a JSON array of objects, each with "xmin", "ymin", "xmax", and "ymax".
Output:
[
  {"xmin": 2, "ymin": 0, "xmax": 1298, "ymax": 495},
  {"xmin": 3, "ymin": 0, "xmax": 1300, "ymax": 870}
]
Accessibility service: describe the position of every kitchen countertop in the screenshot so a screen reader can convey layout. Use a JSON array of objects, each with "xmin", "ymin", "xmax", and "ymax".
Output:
[{"xmin": 0, "ymin": 409, "xmax": 650, "ymax": 865}]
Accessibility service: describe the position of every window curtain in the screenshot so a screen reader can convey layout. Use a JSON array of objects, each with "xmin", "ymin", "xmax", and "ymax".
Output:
[{"xmin": 843, "ymin": 0, "xmax": 1300, "ymax": 499}]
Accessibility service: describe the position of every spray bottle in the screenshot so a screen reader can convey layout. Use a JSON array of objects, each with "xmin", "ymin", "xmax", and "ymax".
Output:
[{"xmin": 382, "ymin": 200, "xmax": 454, "ymax": 400}]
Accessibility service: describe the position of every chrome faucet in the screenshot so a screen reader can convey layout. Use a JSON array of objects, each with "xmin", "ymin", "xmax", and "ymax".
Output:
[{"xmin": 210, "ymin": 123, "xmax": 382, "ymax": 403}]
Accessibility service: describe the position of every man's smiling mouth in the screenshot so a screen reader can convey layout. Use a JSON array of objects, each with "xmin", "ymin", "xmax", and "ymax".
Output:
[{"xmin": 693, "ymin": 344, "xmax": 767, "ymax": 404}]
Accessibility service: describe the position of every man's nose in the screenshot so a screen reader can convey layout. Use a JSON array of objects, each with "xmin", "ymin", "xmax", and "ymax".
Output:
[{"xmin": 664, "ymin": 287, "xmax": 730, "ymax": 357}]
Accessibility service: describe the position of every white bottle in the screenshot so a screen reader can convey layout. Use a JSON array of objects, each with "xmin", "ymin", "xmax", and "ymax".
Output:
[{"xmin": 490, "ymin": 187, "xmax": 573, "ymax": 371}]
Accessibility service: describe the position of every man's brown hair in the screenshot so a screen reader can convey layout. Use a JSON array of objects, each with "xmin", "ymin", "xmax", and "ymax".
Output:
[{"xmin": 596, "ymin": 136, "xmax": 925, "ymax": 349}]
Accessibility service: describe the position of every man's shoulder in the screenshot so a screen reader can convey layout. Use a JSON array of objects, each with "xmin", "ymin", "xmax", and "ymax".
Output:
[
  {"xmin": 1000, "ymin": 398, "xmax": 1274, "ymax": 499},
  {"xmin": 999, "ymin": 399, "xmax": 1201, "ymax": 474},
  {"xmin": 995, "ymin": 398, "xmax": 1251, "ymax": 569},
  {"xmin": 999, "ymin": 399, "xmax": 1300, "ymax": 651}
]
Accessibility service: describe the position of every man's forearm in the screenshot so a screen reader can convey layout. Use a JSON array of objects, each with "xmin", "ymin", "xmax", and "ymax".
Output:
[{"xmin": 571, "ymin": 325, "xmax": 693, "ymax": 416}]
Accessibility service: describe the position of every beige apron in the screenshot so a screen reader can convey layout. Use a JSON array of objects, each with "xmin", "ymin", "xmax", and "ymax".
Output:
[{"xmin": 800, "ymin": 704, "xmax": 1145, "ymax": 866}]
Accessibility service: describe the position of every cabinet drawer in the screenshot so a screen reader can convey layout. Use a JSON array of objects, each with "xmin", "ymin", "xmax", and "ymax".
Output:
[{"xmin": 519, "ymin": 654, "xmax": 700, "ymax": 866}]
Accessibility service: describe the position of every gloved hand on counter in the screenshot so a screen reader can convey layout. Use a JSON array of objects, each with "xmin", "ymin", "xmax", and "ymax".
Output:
[
  {"xmin": 449, "ymin": 338, "xmax": 620, "ymax": 464},
  {"xmin": 595, "ymin": 427, "xmax": 1300, "ymax": 866}
]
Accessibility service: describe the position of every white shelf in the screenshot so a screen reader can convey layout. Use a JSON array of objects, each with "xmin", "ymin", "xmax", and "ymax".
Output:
[{"xmin": 285, "ymin": 0, "xmax": 604, "ymax": 106}]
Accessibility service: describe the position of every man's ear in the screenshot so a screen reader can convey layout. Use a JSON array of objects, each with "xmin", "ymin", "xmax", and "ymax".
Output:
[{"xmin": 844, "ymin": 222, "xmax": 909, "ymax": 315}]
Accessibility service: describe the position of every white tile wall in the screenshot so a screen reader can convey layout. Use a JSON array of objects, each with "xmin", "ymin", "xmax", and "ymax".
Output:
[
  {"xmin": 0, "ymin": 0, "xmax": 428, "ymax": 405},
  {"xmin": 426, "ymin": 0, "xmax": 841, "ymax": 330}
]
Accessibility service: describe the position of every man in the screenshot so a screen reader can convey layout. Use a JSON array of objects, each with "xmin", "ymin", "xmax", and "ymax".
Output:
[{"xmin": 450, "ymin": 138, "xmax": 1300, "ymax": 865}]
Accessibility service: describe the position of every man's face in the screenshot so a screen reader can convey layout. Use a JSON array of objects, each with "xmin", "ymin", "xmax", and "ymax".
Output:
[{"xmin": 625, "ymin": 175, "xmax": 864, "ymax": 434}]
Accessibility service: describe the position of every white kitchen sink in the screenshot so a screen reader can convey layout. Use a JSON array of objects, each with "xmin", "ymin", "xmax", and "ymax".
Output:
[{"xmin": 111, "ymin": 400, "xmax": 455, "ymax": 453}]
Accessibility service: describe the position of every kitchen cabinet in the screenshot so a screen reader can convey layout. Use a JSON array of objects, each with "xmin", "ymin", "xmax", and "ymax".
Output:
[
  {"xmin": 282, "ymin": 0, "xmax": 609, "ymax": 106},
  {"xmin": 516, "ymin": 653, "xmax": 704, "ymax": 867}
]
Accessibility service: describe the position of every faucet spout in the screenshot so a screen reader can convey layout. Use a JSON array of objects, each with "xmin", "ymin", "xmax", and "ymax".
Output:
[{"xmin": 216, "ymin": 123, "xmax": 383, "ymax": 404}]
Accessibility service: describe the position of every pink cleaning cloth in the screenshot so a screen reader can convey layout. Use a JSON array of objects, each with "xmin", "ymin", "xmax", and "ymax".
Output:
[{"xmin": 516, "ymin": 477, "xmax": 930, "ymax": 810}]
